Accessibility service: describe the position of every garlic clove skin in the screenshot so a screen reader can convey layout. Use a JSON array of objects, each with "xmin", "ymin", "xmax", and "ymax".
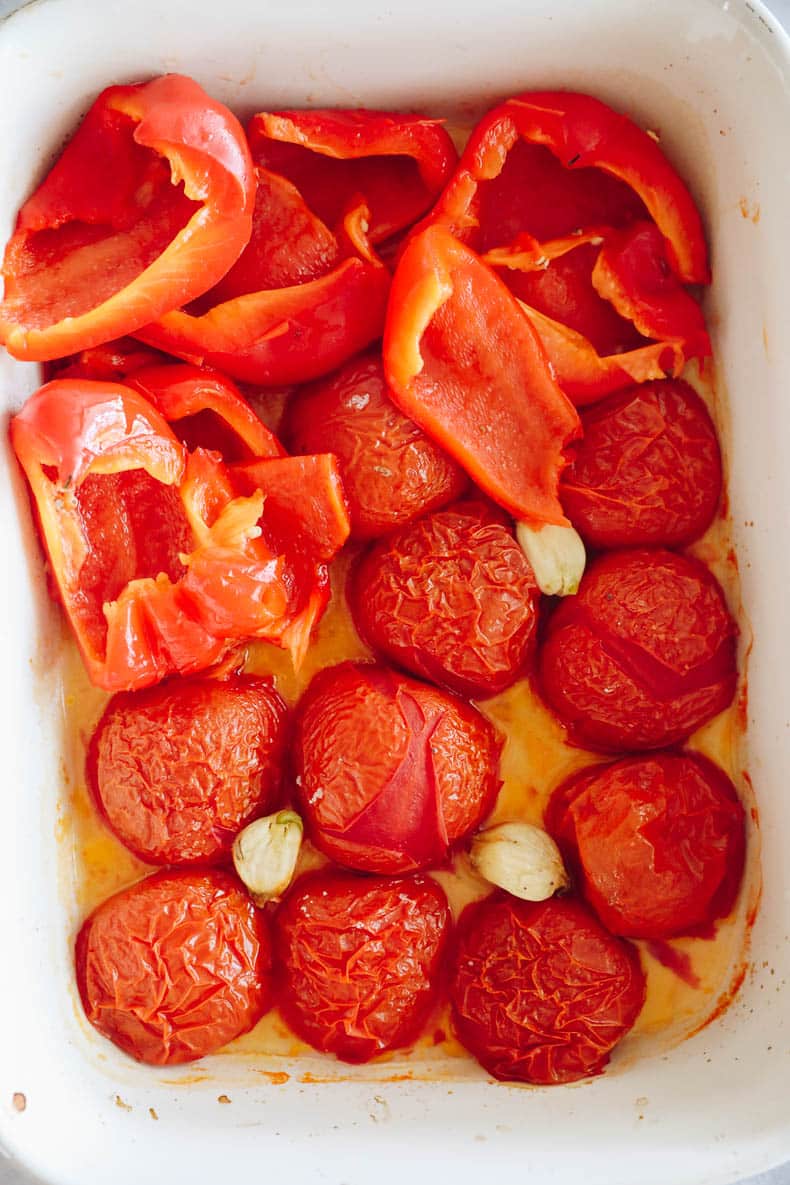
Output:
[
  {"xmin": 516, "ymin": 521, "xmax": 586, "ymax": 597},
  {"xmin": 232, "ymin": 810, "xmax": 303, "ymax": 906},
  {"xmin": 470, "ymin": 821, "xmax": 570, "ymax": 902}
]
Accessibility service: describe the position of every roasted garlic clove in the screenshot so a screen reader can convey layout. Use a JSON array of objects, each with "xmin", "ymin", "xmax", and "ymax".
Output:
[
  {"xmin": 232, "ymin": 810, "xmax": 303, "ymax": 906},
  {"xmin": 470, "ymin": 821, "xmax": 570, "ymax": 901},
  {"xmin": 516, "ymin": 521, "xmax": 586, "ymax": 596}
]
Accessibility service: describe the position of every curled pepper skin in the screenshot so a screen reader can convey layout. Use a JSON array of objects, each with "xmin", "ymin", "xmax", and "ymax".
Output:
[
  {"xmin": 294, "ymin": 662, "xmax": 502, "ymax": 874},
  {"xmin": 545, "ymin": 753, "xmax": 745, "ymax": 939},
  {"xmin": 449, "ymin": 894, "xmax": 645, "ymax": 1085},
  {"xmin": 88, "ymin": 675, "xmax": 288, "ymax": 866},
  {"xmin": 383, "ymin": 225, "xmax": 580, "ymax": 525},
  {"xmin": 275, "ymin": 870, "xmax": 450, "ymax": 1063},
  {"xmin": 76, "ymin": 869, "xmax": 272, "ymax": 1065},
  {"xmin": 283, "ymin": 350, "xmax": 466, "ymax": 539},
  {"xmin": 0, "ymin": 74, "xmax": 255, "ymax": 361},
  {"xmin": 136, "ymin": 168, "xmax": 391, "ymax": 386},
  {"xmin": 560, "ymin": 379, "xmax": 722, "ymax": 548},
  {"xmin": 248, "ymin": 108, "xmax": 458, "ymax": 244},
  {"xmin": 350, "ymin": 500, "xmax": 539, "ymax": 698},
  {"xmin": 538, "ymin": 549, "xmax": 738, "ymax": 751}
]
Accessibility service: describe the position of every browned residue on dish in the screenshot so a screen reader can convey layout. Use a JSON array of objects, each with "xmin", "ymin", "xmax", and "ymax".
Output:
[
  {"xmin": 255, "ymin": 1070, "xmax": 289, "ymax": 1084},
  {"xmin": 149, "ymin": 1107, "xmax": 159, "ymax": 1121},
  {"xmin": 114, "ymin": 1095, "xmax": 132, "ymax": 1112},
  {"xmin": 217, "ymin": 1094, "xmax": 232, "ymax": 1105},
  {"xmin": 738, "ymin": 197, "xmax": 760, "ymax": 223},
  {"xmin": 12, "ymin": 1092, "xmax": 27, "ymax": 1113}
]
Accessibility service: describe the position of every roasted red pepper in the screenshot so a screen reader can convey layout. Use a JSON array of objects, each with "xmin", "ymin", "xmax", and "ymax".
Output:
[
  {"xmin": 488, "ymin": 225, "xmax": 711, "ymax": 403},
  {"xmin": 426, "ymin": 91, "xmax": 708, "ymax": 282},
  {"xmin": 383, "ymin": 225, "xmax": 580, "ymax": 525},
  {"xmin": 419, "ymin": 91, "xmax": 710, "ymax": 401},
  {"xmin": 136, "ymin": 169, "xmax": 391, "ymax": 385},
  {"xmin": 127, "ymin": 363, "xmax": 283, "ymax": 461},
  {"xmin": 10, "ymin": 380, "xmax": 349, "ymax": 690},
  {"xmin": 0, "ymin": 75, "xmax": 255, "ymax": 361},
  {"xmin": 248, "ymin": 108, "xmax": 458, "ymax": 244}
]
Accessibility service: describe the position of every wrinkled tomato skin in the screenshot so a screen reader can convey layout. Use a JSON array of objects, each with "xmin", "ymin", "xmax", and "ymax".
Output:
[
  {"xmin": 350, "ymin": 500, "xmax": 540, "ymax": 699},
  {"xmin": 283, "ymin": 351, "xmax": 466, "ymax": 540},
  {"xmin": 537, "ymin": 549, "xmax": 737, "ymax": 751},
  {"xmin": 560, "ymin": 380, "xmax": 722, "ymax": 549},
  {"xmin": 449, "ymin": 894, "xmax": 645, "ymax": 1085},
  {"xmin": 88, "ymin": 675, "xmax": 288, "ymax": 866},
  {"xmin": 545, "ymin": 752, "xmax": 745, "ymax": 939},
  {"xmin": 275, "ymin": 870, "xmax": 450, "ymax": 1063},
  {"xmin": 76, "ymin": 869, "xmax": 272, "ymax": 1065},
  {"xmin": 293, "ymin": 662, "xmax": 502, "ymax": 874}
]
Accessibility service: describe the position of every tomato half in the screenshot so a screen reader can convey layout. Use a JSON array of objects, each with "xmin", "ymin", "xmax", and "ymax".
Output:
[
  {"xmin": 275, "ymin": 870, "xmax": 450, "ymax": 1062},
  {"xmin": 88, "ymin": 676, "xmax": 288, "ymax": 865},
  {"xmin": 560, "ymin": 379, "xmax": 722, "ymax": 548},
  {"xmin": 537, "ymin": 549, "xmax": 737, "ymax": 751},
  {"xmin": 545, "ymin": 752, "xmax": 745, "ymax": 938},
  {"xmin": 76, "ymin": 870, "xmax": 272, "ymax": 1065},
  {"xmin": 294, "ymin": 662, "xmax": 502, "ymax": 874},
  {"xmin": 283, "ymin": 351, "xmax": 466, "ymax": 540},
  {"xmin": 449, "ymin": 894, "xmax": 645, "ymax": 1084},
  {"xmin": 350, "ymin": 500, "xmax": 539, "ymax": 698}
]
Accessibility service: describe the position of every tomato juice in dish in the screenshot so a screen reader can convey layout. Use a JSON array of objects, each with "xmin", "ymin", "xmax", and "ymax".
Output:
[{"xmin": 3, "ymin": 80, "xmax": 756, "ymax": 1081}]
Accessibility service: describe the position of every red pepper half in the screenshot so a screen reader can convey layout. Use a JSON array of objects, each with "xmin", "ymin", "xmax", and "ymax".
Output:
[
  {"xmin": 248, "ymin": 108, "xmax": 458, "ymax": 244},
  {"xmin": 0, "ymin": 75, "xmax": 256, "ymax": 361},
  {"xmin": 383, "ymin": 226, "xmax": 580, "ymax": 525},
  {"xmin": 136, "ymin": 169, "xmax": 391, "ymax": 385},
  {"xmin": 425, "ymin": 91, "xmax": 709, "ymax": 283},
  {"xmin": 11, "ymin": 380, "xmax": 349, "ymax": 690}
]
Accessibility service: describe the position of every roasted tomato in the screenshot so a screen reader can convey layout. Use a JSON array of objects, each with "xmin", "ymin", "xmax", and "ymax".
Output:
[
  {"xmin": 545, "ymin": 753, "xmax": 745, "ymax": 939},
  {"xmin": 283, "ymin": 351, "xmax": 466, "ymax": 539},
  {"xmin": 275, "ymin": 870, "xmax": 450, "ymax": 1062},
  {"xmin": 76, "ymin": 870, "xmax": 272, "ymax": 1065},
  {"xmin": 449, "ymin": 894, "xmax": 645, "ymax": 1085},
  {"xmin": 294, "ymin": 662, "xmax": 502, "ymax": 874},
  {"xmin": 350, "ymin": 501, "xmax": 540, "ymax": 698},
  {"xmin": 560, "ymin": 379, "xmax": 722, "ymax": 548},
  {"xmin": 537, "ymin": 549, "xmax": 737, "ymax": 751},
  {"xmin": 503, "ymin": 241, "xmax": 644, "ymax": 357},
  {"xmin": 88, "ymin": 676, "xmax": 288, "ymax": 865}
]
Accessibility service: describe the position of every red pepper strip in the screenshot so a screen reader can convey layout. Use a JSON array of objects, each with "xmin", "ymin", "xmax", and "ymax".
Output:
[
  {"xmin": 11, "ymin": 381, "xmax": 341, "ymax": 689},
  {"xmin": 383, "ymin": 226, "xmax": 580, "ymax": 526},
  {"xmin": 0, "ymin": 74, "xmax": 256, "ymax": 361},
  {"xmin": 516, "ymin": 302, "xmax": 685, "ymax": 406},
  {"xmin": 136, "ymin": 179, "xmax": 391, "ymax": 385},
  {"xmin": 248, "ymin": 109, "xmax": 458, "ymax": 243},
  {"xmin": 51, "ymin": 338, "xmax": 170, "ymax": 382},
  {"xmin": 591, "ymin": 222, "xmax": 711, "ymax": 357},
  {"xmin": 481, "ymin": 227, "xmax": 607, "ymax": 271},
  {"xmin": 127, "ymin": 363, "xmax": 284, "ymax": 461},
  {"xmin": 424, "ymin": 92, "xmax": 708, "ymax": 284}
]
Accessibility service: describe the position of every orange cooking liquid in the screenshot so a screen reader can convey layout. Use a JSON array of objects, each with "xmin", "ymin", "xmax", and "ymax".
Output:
[{"xmin": 57, "ymin": 363, "xmax": 758, "ymax": 1080}]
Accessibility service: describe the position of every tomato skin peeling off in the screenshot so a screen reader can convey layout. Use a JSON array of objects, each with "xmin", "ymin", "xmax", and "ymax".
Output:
[{"xmin": 294, "ymin": 661, "xmax": 502, "ymax": 874}]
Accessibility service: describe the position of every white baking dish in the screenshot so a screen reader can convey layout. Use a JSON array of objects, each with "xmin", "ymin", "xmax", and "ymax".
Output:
[{"xmin": 1, "ymin": 0, "xmax": 789, "ymax": 1181}]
